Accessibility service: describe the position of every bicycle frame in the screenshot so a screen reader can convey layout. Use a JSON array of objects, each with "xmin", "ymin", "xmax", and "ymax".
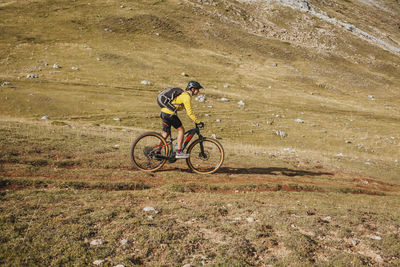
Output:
[{"xmin": 152, "ymin": 127, "xmax": 204, "ymax": 162}]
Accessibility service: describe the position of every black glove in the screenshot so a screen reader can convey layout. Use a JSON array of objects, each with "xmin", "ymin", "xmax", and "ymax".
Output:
[{"xmin": 196, "ymin": 122, "xmax": 204, "ymax": 128}]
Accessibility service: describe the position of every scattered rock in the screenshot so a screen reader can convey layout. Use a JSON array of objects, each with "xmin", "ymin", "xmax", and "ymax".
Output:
[
  {"xmin": 371, "ymin": 235, "xmax": 382, "ymax": 240},
  {"xmin": 90, "ymin": 239, "xmax": 103, "ymax": 246},
  {"xmin": 216, "ymin": 119, "xmax": 221, "ymax": 123},
  {"xmin": 295, "ymin": 118, "xmax": 304, "ymax": 123},
  {"xmin": 211, "ymin": 134, "xmax": 217, "ymax": 139},
  {"xmin": 120, "ymin": 239, "xmax": 128, "ymax": 245},
  {"xmin": 41, "ymin": 115, "xmax": 49, "ymax": 120},
  {"xmin": 53, "ymin": 63, "xmax": 61, "ymax": 69},
  {"xmin": 323, "ymin": 216, "xmax": 331, "ymax": 221},
  {"xmin": 120, "ymin": 4, "xmax": 125, "ymax": 8},
  {"xmin": 272, "ymin": 63, "xmax": 278, "ymax": 67},
  {"xmin": 246, "ymin": 217, "xmax": 255, "ymax": 223},
  {"xmin": 114, "ymin": 265, "xmax": 125, "ymax": 267},
  {"xmin": 223, "ymin": 84, "xmax": 229, "ymax": 88},
  {"xmin": 71, "ymin": 66, "xmax": 79, "ymax": 71},
  {"xmin": 93, "ymin": 259, "xmax": 105, "ymax": 265},
  {"xmin": 273, "ymin": 130, "xmax": 287, "ymax": 138},
  {"xmin": 96, "ymin": 57, "xmax": 101, "ymax": 61},
  {"xmin": 27, "ymin": 74, "xmax": 38, "ymax": 79},
  {"xmin": 266, "ymin": 120, "xmax": 274, "ymax": 125},
  {"xmin": 1, "ymin": 82, "xmax": 11, "ymax": 86},
  {"xmin": 195, "ymin": 95, "xmax": 206, "ymax": 102},
  {"xmin": 143, "ymin": 206, "xmax": 158, "ymax": 214},
  {"xmin": 141, "ymin": 80, "xmax": 151, "ymax": 85},
  {"xmin": 368, "ymin": 95, "xmax": 375, "ymax": 100},
  {"xmin": 104, "ymin": 27, "xmax": 112, "ymax": 32},
  {"xmin": 181, "ymin": 72, "xmax": 188, "ymax": 76},
  {"xmin": 219, "ymin": 97, "xmax": 229, "ymax": 102},
  {"xmin": 336, "ymin": 153, "xmax": 344, "ymax": 157},
  {"xmin": 113, "ymin": 145, "xmax": 120, "ymax": 149},
  {"xmin": 237, "ymin": 100, "xmax": 245, "ymax": 106},
  {"xmin": 273, "ymin": 113, "xmax": 285, "ymax": 118},
  {"xmin": 283, "ymin": 147, "xmax": 296, "ymax": 153}
]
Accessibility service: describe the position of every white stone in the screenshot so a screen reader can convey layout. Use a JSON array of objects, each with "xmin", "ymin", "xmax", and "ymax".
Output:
[
  {"xmin": 114, "ymin": 265, "xmax": 125, "ymax": 267},
  {"xmin": 216, "ymin": 119, "xmax": 221, "ymax": 123},
  {"xmin": 273, "ymin": 130, "xmax": 287, "ymax": 138},
  {"xmin": 53, "ymin": 63, "xmax": 61, "ymax": 69},
  {"xmin": 246, "ymin": 217, "xmax": 255, "ymax": 223},
  {"xmin": 295, "ymin": 118, "xmax": 304, "ymax": 123},
  {"xmin": 237, "ymin": 100, "xmax": 245, "ymax": 106},
  {"xmin": 120, "ymin": 239, "xmax": 128, "ymax": 245},
  {"xmin": 93, "ymin": 260, "xmax": 105, "ymax": 265},
  {"xmin": 219, "ymin": 97, "xmax": 229, "ymax": 102},
  {"xmin": 336, "ymin": 153, "xmax": 344, "ymax": 157},
  {"xmin": 71, "ymin": 66, "xmax": 79, "ymax": 71},
  {"xmin": 90, "ymin": 239, "xmax": 103, "ymax": 246},
  {"xmin": 283, "ymin": 147, "xmax": 296, "ymax": 153},
  {"xmin": 113, "ymin": 118, "xmax": 121, "ymax": 121},
  {"xmin": 141, "ymin": 80, "xmax": 151, "ymax": 85},
  {"xmin": 181, "ymin": 72, "xmax": 188, "ymax": 76},
  {"xmin": 41, "ymin": 116, "xmax": 49, "ymax": 120},
  {"xmin": 371, "ymin": 235, "xmax": 382, "ymax": 240},
  {"xmin": 211, "ymin": 134, "xmax": 217, "ymax": 139},
  {"xmin": 223, "ymin": 84, "xmax": 229, "ymax": 88},
  {"xmin": 195, "ymin": 95, "xmax": 206, "ymax": 102},
  {"xmin": 143, "ymin": 206, "xmax": 158, "ymax": 213},
  {"xmin": 368, "ymin": 95, "xmax": 375, "ymax": 100},
  {"xmin": 27, "ymin": 74, "xmax": 38, "ymax": 79}
]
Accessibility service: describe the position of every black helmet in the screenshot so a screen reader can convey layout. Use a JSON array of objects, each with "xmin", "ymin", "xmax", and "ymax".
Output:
[{"xmin": 186, "ymin": 81, "xmax": 203, "ymax": 90}]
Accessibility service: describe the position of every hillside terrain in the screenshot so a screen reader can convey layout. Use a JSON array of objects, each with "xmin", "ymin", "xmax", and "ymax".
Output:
[{"xmin": 1, "ymin": 0, "xmax": 400, "ymax": 265}]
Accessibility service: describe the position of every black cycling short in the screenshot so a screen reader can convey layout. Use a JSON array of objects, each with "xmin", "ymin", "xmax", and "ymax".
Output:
[{"xmin": 160, "ymin": 112, "xmax": 182, "ymax": 133}]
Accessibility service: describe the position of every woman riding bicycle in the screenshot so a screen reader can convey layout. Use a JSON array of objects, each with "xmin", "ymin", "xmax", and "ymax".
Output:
[{"xmin": 158, "ymin": 81, "xmax": 204, "ymax": 159}]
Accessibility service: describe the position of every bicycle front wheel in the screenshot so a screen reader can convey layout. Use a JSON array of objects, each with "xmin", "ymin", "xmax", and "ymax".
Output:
[
  {"xmin": 186, "ymin": 137, "xmax": 224, "ymax": 174},
  {"xmin": 130, "ymin": 132, "xmax": 169, "ymax": 172}
]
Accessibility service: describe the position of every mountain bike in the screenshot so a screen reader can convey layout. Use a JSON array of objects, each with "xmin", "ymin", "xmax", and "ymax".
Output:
[{"xmin": 129, "ymin": 125, "xmax": 224, "ymax": 174}]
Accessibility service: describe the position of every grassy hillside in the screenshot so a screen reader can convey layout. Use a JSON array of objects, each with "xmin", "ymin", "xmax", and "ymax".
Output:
[{"xmin": 1, "ymin": 0, "xmax": 400, "ymax": 265}]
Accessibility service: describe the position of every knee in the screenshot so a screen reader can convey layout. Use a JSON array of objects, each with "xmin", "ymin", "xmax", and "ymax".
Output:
[{"xmin": 177, "ymin": 126, "xmax": 185, "ymax": 133}]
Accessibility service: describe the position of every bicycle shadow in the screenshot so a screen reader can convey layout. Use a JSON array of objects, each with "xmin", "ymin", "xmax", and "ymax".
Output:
[{"xmin": 217, "ymin": 167, "xmax": 333, "ymax": 177}]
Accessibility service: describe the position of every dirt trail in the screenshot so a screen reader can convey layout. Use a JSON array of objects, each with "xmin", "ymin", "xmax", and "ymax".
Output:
[{"xmin": 1, "ymin": 162, "xmax": 399, "ymax": 196}]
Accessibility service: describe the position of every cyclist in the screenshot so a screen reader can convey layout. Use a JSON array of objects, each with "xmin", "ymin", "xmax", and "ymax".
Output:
[{"xmin": 160, "ymin": 81, "xmax": 204, "ymax": 159}]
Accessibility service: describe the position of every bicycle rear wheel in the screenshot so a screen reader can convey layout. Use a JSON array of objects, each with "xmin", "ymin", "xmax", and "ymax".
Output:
[
  {"xmin": 186, "ymin": 137, "xmax": 224, "ymax": 174},
  {"xmin": 130, "ymin": 132, "xmax": 169, "ymax": 172}
]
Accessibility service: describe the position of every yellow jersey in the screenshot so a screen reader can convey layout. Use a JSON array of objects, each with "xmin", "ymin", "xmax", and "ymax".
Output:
[{"xmin": 161, "ymin": 92, "xmax": 200, "ymax": 124}]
